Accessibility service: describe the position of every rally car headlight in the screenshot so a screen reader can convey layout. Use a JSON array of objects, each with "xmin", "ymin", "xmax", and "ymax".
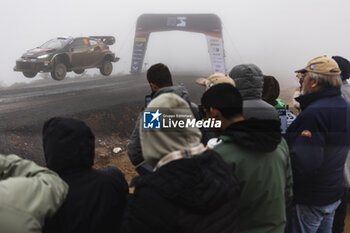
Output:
[{"xmin": 37, "ymin": 54, "xmax": 49, "ymax": 59}]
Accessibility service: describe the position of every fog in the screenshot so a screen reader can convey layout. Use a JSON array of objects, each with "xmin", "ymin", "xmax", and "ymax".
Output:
[{"xmin": 1, "ymin": 0, "xmax": 349, "ymax": 88}]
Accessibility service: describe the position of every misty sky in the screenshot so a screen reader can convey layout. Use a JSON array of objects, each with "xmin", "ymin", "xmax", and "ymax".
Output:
[{"xmin": 1, "ymin": 0, "xmax": 349, "ymax": 87}]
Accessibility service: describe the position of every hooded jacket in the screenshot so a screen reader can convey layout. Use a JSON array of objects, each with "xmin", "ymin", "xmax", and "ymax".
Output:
[
  {"xmin": 120, "ymin": 150, "xmax": 240, "ymax": 233},
  {"xmin": 341, "ymin": 80, "xmax": 350, "ymax": 187},
  {"xmin": 140, "ymin": 93, "xmax": 202, "ymax": 167},
  {"xmin": 0, "ymin": 154, "xmax": 68, "ymax": 233},
  {"xmin": 127, "ymin": 85, "xmax": 205, "ymax": 169},
  {"xmin": 121, "ymin": 93, "xmax": 240, "ymax": 233},
  {"xmin": 229, "ymin": 64, "xmax": 279, "ymax": 120},
  {"xmin": 152, "ymin": 85, "xmax": 201, "ymax": 119},
  {"xmin": 42, "ymin": 117, "xmax": 128, "ymax": 233},
  {"xmin": 286, "ymin": 88, "xmax": 350, "ymax": 205},
  {"xmin": 152, "ymin": 85, "xmax": 196, "ymax": 109},
  {"xmin": 214, "ymin": 119, "xmax": 293, "ymax": 233}
]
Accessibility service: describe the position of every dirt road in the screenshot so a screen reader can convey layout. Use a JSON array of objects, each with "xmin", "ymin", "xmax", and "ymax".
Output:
[
  {"xmin": 2, "ymin": 77, "xmax": 349, "ymax": 229},
  {"xmin": 0, "ymin": 73, "xmax": 206, "ymax": 178}
]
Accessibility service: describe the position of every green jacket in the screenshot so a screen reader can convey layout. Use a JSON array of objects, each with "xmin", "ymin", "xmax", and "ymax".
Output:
[
  {"xmin": 0, "ymin": 154, "xmax": 68, "ymax": 233},
  {"xmin": 213, "ymin": 119, "xmax": 293, "ymax": 233}
]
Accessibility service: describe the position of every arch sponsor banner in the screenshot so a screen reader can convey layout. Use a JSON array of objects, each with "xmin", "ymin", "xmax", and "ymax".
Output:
[
  {"xmin": 205, "ymin": 34, "xmax": 225, "ymax": 74},
  {"xmin": 131, "ymin": 14, "xmax": 225, "ymax": 74}
]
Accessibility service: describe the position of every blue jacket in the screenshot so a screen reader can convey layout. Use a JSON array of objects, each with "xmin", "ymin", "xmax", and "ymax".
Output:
[{"xmin": 286, "ymin": 88, "xmax": 350, "ymax": 205}]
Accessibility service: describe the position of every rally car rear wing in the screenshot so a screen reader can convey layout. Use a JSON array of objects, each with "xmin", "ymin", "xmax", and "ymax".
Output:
[{"xmin": 89, "ymin": 36, "xmax": 115, "ymax": 45}]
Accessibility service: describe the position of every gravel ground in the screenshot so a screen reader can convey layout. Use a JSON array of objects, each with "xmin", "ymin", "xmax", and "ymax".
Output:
[{"xmin": 1, "ymin": 86, "xmax": 297, "ymax": 186}]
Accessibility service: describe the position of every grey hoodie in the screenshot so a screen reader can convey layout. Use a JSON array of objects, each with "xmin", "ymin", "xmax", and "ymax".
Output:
[{"xmin": 229, "ymin": 64, "xmax": 279, "ymax": 120}]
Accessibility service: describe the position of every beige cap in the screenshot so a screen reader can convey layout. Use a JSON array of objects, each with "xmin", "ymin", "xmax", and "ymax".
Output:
[
  {"xmin": 195, "ymin": 73, "xmax": 235, "ymax": 90},
  {"xmin": 295, "ymin": 56, "xmax": 341, "ymax": 75}
]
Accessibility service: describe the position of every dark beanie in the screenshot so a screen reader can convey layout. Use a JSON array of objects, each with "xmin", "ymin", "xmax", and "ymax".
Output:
[
  {"xmin": 42, "ymin": 117, "xmax": 95, "ymax": 173},
  {"xmin": 332, "ymin": 56, "xmax": 350, "ymax": 80},
  {"xmin": 201, "ymin": 83, "xmax": 243, "ymax": 118}
]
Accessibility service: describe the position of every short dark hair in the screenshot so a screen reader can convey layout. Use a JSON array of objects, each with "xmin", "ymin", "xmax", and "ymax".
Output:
[
  {"xmin": 201, "ymin": 83, "xmax": 243, "ymax": 119},
  {"xmin": 262, "ymin": 75, "xmax": 280, "ymax": 106},
  {"xmin": 147, "ymin": 63, "xmax": 173, "ymax": 88}
]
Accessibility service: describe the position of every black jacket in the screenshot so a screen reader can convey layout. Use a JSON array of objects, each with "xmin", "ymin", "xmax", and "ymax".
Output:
[
  {"xmin": 120, "ymin": 150, "xmax": 240, "ymax": 233},
  {"xmin": 42, "ymin": 117, "xmax": 129, "ymax": 233}
]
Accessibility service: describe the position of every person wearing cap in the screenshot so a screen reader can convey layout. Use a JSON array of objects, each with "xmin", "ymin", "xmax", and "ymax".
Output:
[
  {"xmin": 228, "ymin": 64, "xmax": 279, "ymax": 120},
  {"xmin": 201, "ymin": 83, "xmax": 293, "ymax": 233},
  {"xmin": 196, "ymin": 73, "xmax": 236, "ymax": 90},
  {"xmin": 42, "ymin": 117, "xmax": 129, "ymax": 233},
  {"xmin": 127, "ymin": 63, "xmax": 204, "ymax": 175},
  {"xmin": 285, "ymin": 56, "xmax": 350, "ymax": 233},
  {"xmin": 120, "ymin": 93, "xmax": 240, "ymax": 233},
  {"xmin": 331, "ymin": 55, "xmax": 350, "ymax": 233}
]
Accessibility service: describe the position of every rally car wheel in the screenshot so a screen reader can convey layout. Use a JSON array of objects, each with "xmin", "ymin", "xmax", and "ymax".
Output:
[
  {"xmin": 100, "ymin": 61, "xmax": 113, "ymax": 76},
  {"xmin": 74, "ymin": 69, "xmax": 85, "ymax": 74},
  {"xmin": 23, "ymin": 71, "xmax": 37, "ymax": 78},
  {"xmin": 51, "ymin": 63, "xmax": 67, "ymax": 81}
]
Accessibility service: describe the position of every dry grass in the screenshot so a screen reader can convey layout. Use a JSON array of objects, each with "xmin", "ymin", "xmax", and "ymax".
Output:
[
  {"xmin": 93, "ymin": 142, "xmax": 138, "ymax": 185},
  {"xmin": 345, "ymin": 203, "xmax": 350, "ymax": 233}
]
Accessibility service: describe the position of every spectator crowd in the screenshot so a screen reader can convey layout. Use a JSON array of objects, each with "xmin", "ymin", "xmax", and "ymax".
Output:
[{"xmin": 1, "ymin": 55, "xmax": 350, "ymax": 233}]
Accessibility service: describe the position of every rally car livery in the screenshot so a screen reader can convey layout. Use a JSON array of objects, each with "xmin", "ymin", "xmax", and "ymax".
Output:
[{"xmin": 14, "ymin": 36, "xmax": 119, "ymax": 80}]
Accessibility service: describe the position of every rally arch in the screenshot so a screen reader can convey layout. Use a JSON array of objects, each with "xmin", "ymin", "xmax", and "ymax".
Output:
[{"xmin": 130, "ymin": 14, "xmax": 225, "ymax": 74}]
